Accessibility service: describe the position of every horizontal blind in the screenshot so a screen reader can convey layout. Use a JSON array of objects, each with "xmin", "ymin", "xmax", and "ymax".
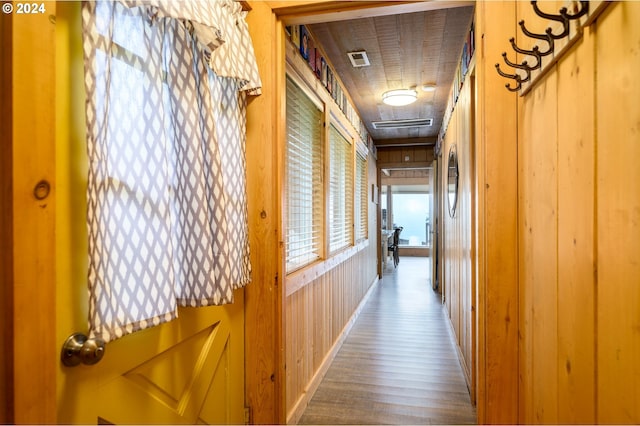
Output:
[
  {"xmin": 329, "ymin": 124, "xmax": 353, "ymax": 253},
  {"xmin": 355, "ymin": 151, "xmax": 368, "ymax": 241},
  {"xmin": 285, "ymin": 76, "xmax": 323, "ymax": 272}
]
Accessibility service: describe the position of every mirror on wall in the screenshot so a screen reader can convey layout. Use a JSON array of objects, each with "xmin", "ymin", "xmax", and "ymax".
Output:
[{"xmin": 447, "ymin": 146, "xmax": 459, "ymax": 218}]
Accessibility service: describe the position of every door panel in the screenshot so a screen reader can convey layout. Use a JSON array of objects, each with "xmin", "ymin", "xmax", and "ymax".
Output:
[
  {"xmin": 97, "ymin": 305, "xmax": 242, "ymax": 425},
  {"xmin": 55, "ymin": 3, "xmax": 245, "ymax": 424},
  {"xmin": 430, "ymin": 160, "xmax": 438, "ymax": 290}
]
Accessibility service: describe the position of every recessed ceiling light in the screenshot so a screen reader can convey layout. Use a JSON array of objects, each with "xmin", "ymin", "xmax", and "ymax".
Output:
[
  {"xmin": 422, "ymin": 84, "xmax": 436, "ymax": 92},
  {"xmin": 382, "ymin": 89, "xmax": 417, "ymax": 106}
]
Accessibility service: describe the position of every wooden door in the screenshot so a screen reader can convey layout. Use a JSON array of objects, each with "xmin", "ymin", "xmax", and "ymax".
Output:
[
  {"xmin": 429, "ymin": 160, "xmax": 438, "ymax": 290},
  {"xmin": 55, "ymin": 3, "xmax": 245, "ymax": 424}
]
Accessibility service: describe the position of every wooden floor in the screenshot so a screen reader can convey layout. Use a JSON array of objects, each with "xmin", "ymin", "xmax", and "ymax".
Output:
[{"xmin": 298, "ymin": 256, "xmax": 476, "ymax": 425}]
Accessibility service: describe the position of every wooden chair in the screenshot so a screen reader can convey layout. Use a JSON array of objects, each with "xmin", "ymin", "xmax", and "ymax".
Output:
[{"xmin": 388, "ymin": 227, "xmax": 403, "ymax": 268}]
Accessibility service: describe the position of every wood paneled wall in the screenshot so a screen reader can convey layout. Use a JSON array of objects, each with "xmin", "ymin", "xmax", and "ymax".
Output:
[
  {"xmin": 440, "ymin": 72, "xmax": 475, "ymax": 400},
  {"xmin": 475, "ymin": 1, "xmax": 640, "ymax": 423},
  {"xmin": 376, "ymin": 145, "xmax": 435, "ymax": 168},
  {"xmin": 595, "ymin": 4, "xmax": 640, "ymax": 422},
  {"xmin": 285, "ymin": 154, "xmax": 379, "ymax": 424}
]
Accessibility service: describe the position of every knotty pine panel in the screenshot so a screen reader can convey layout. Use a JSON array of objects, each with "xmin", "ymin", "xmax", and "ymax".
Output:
[
  {"xmin": 556, "ymin": 21, "xmax": 596, "ymax": 425},
  {"xmin": 518, "ymin": 65, "xmax": 559, "ymax": 425},
  {"xmin": 12, "ymin": 8, "xmax": 57, "ymax": 424},
  {"xmin": 595, "ymin": 2, "xmax": 640, "ymax": 423},
  {"xmin": 245, "ymin": 3, "xmax": 283, "ymax": 423}
]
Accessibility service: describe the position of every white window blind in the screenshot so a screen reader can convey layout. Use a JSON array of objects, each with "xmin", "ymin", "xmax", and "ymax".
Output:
[
  {"xmin": 355, "ymin": 151, "xmax": 368, "ymax": 241},
  {"xmin": 285, "ymin": 76, "xmax": 324, "ymax": 272},
  {"xmin": 329, "ymin": 124, "xmax": 353, "ymax": 253}
]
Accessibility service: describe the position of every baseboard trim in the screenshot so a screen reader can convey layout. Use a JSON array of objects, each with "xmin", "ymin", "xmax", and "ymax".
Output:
[{"xmin": 442, "ymin": 306, "xmax": 474, "ymax": 400}]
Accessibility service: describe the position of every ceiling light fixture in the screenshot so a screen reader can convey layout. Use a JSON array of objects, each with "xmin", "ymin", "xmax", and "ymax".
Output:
[
  {"xmin": 382, "ymin": 89, "xmax": 418, "ymax": 106},
  {"xmin": 422, "ymin": 84, "xmax": 436, "ymax": 92}
]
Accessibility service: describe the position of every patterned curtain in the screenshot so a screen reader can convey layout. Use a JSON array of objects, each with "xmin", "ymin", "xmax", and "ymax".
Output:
[{"xmin": 82, "ymin": 0, "xmax": 261, "ymax": 342}]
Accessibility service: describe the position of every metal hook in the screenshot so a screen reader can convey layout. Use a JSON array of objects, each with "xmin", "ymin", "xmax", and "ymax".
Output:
[
  {"xmin": 509, "ymin": 38, "xmax": 544, "ymax": 68},
  {"xmin": 506, "ymin": 81, "xmax": 522, "ymax": 92},
  {"xmin": 518, "ymin": 21, "xmax": 555, "ymax": 56},
  {"xmin": 495, "ymin": 63, "xmax": 522, "ymax": 92},
  {"xmin": 531, "ymin": 1, "xmax": 570, "ymax": 39},
  {"xmin": 561, "ymin": 1, "xmax": 589, "ymax": 20},
  {"xmin": 501, "ymin": 53, "xmax": 532, "ymax": 83}
]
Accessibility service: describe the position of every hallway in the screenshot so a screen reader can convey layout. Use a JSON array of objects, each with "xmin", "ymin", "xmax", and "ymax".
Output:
[{"xmin": 298, "ymin": 257, "xmax": 476, "ymax": 425}]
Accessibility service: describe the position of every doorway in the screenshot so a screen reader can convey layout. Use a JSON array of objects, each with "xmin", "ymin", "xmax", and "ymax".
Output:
[{"xmin": 380, "ymin": 168, "xmax": 433, "ymax": 258}]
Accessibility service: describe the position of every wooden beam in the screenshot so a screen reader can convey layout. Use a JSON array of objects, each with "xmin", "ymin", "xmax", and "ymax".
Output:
[
  {"xmin": 375, "ymin": 137, "xmax": 437, "ymax": 147},
  {"xmin": 244, "ymin": 2, "xmax": 283, "ymax": 424},
  {"xmin": 475, "ymin": 1, "xmax": 519, "ymax": 423},
  {"xmin": 270, "ymin": 0, "xmax": 474, "ymax": 25}
]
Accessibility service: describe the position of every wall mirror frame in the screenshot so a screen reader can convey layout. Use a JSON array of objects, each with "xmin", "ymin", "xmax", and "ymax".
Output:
[{"xmin": 447, "ymin": 145, "xmax": 459, "ymax": 218}]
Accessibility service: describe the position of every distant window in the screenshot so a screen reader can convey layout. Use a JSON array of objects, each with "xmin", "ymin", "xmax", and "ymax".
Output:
[
  {"xmin": 328, "ymin": 124, "xmax": 353, "ymax": 253},
  {"xmin": 355, "ymin": 151, "xmax": 368, "ymax": 241},
  {"xmin": 382, "ymin": 186, "xmax": 430, "ymax": 247}
]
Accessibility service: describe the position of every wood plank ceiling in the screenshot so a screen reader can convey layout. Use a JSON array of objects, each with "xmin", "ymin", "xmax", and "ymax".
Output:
[{"xmin": 298, "ymin": 4, "xmax": 474, "ymax": 147}]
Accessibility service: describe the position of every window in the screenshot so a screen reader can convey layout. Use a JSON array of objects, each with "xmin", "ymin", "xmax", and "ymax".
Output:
[
  {"xmin": 82, "ymin": 0, "xmax": 260, "ymax": 342},
  {"xmin": 382, "ymin": 185, "xmax": 431, "ymax": 247},
  {"xmin": 355, "ymin": 151, "xmax": 368, "ymax": 241},
  {"xmin": 328, "ymin": 123, "xmax": 353, "ymax": 253},
  {"xmin": 284, "ymin": 58, "xmax": 370, "ymax": 273},
  {"xmin": 285, "ymin": 77, "xmax": 324, "ymax": 272}
]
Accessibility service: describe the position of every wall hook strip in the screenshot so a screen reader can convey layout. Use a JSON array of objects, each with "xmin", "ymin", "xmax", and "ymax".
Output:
[
  {"xmin": 531, "ymin": 1, "xmax": 570, "ymax": 39},
  {"xmin": 495, "ymin": 63, "xmax": 522, "ymax": 92},
  {"xmin": 501, "ymin": 52, "xmax": 533, "ymax": 83},
  {"xmin": 499, "ymin": 1, "xmax": 611, "ymax": 95},
  {"xmin": 518, "ymin": 21, "xmax": 555, "ymax": 56}
]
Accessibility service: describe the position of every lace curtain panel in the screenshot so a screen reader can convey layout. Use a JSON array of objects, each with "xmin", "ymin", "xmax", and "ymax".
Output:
[{"xmin": 82, "ymin": 0, "xmax": 261, "ymax": 342}]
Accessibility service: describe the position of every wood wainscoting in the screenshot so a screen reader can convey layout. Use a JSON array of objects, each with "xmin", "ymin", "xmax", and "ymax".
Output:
[{"xmin": 285, "ymin": 245, "xmax": 378, "ymax": 424}]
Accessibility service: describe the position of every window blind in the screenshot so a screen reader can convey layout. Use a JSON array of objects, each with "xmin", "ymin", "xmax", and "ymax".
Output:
[
  {"xmin": 355, "ymin": 151, "xmax": 368, "ymax": 241},
  {"xmin": 329, "ymin": 124, "xmax": 353, "ymax": 253},
  {"xmin": 285, "ymin": 76, "xmax": 323, "ymax": 272}
]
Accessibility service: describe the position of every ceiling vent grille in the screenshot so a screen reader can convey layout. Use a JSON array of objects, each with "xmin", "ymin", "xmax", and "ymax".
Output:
[
  {"xmin": 347, "ymin": 51, "xmax": 370, "ymax": 67},
  {"xmin": 371, "ymin": 118, "xmax": 433, "ymax": 129}
]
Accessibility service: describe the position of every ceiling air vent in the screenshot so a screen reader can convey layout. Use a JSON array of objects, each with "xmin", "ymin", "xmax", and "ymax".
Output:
[
  {"xmin": 371, "ymin": 118, "xmax": 433, "ymax": 129},
  {"xmin": 347, "ymin": 51, "xmax": 370, "ymax": 67}
]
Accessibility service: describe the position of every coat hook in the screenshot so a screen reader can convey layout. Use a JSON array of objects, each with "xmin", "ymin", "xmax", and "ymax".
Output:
[
  {"xmin": 502, "ymin": 53, "xmax": 532, "ymax": 83},
  {"xmin": 561, "ymin": 0, "xmax": 589, "ymax": 20},
  {"xmin": 518, "ymin": 21, "xmax": 555, "ymax": 56},
  {"xmin": 509, "ymin": 37, "xmax": 544, "ymax": 66},
  {"xmin": 495, "ymin": 63, "xmax": 522, "ymax": 92},
  {"xmin": 505, "ymin": 81, "xmax": 521, "ymax": 93},
  {"xmin": 531, "ymin": 1, "xmax": 570, "ymax": 39}
]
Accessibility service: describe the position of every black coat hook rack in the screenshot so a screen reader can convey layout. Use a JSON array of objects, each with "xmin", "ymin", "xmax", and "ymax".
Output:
[{"xmin": 495, "ymin": 1, "xmax": 608, "ymax": 96}]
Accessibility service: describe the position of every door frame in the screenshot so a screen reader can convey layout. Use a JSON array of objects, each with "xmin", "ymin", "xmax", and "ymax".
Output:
[{"xmin": 2, "ymin": 7, "xmax": 58, "ymax": 424}]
